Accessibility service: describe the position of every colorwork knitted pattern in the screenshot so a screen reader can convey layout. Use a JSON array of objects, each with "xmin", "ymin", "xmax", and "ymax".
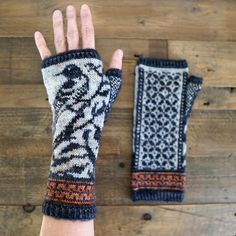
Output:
[
  {"xmin": 41, "ymin": 49, "xmax": 122, "ymax": 220},
  {"xmin": 131, "ymin": 58, "xmax": 202, "ymax": 202}
]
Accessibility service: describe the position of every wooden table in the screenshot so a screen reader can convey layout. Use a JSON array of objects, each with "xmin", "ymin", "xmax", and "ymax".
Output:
[{"xmin": 0, "ymin": 1, "xmax": 236, "ymax": 235}]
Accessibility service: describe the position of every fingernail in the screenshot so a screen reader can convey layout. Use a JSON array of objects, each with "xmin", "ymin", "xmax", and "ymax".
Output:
[
  {"xmin": 117, "ymin": 49, "xmax": 124, "ymax": 58},
  {"xmin": 81, "ymin": 4, "xmax": 89, "ymax": 11},
  {"xmin": 67, "ymin": 5, "xmax": 75, "ymax": 12},
  {"xmin": 53, "ymin": 9, "xmax": 61, "ymax": 16},
  {"xmin": 34, "ymin": 31, "xmax": 41, "ymax": 39}
]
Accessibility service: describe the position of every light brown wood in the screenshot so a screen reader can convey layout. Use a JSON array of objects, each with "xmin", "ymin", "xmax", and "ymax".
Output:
[
  {"xmin": 1, "ymin": 85, "xmax": 236, "ymax": 110},
  {"xmin": 1, "ymin": 204, "xmax": 236, "ymax": 236},
  {"xmin": 168, "ymin": 41, "xmax": 236, "ymax": 87},
  {"xmin": 0, "ymin": 109, "xmax": 235, "ymax": 157},
  {"xmin": 0, "ymin": 1, "xmax": 235, "ymax": 40},
  {"xmin": 195, "ymin": 87, "xmax": 236, "ymax": 110},
  {"xmin": 2, "ymin": 39, "xmax": 236, "ymax": 87},
  {"xmin": 0, "ymin": 1, "xmax": 235, "ymax": 235},
  {"xmin": 96, "ymin": 205, "xmax": 236, "ymax": 236},
  {"xmin": 0, "ymin": 110, "xmax": 236, "ymax": 205},
  {"xmin": 0, "ymin": 38, "xmax": 166, "ymax": 84},
  {"xmin": 1, "ymin": 150, "xmax": 236, "ymax": 205}
]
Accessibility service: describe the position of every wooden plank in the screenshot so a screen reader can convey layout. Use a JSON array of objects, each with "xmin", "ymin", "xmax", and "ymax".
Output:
[
  {"xmin": 0, "ymin": 37, "xmax": 166, "ymax": 84},
  {"xmin": 0, "ymin": 204, "xmax": 236, "ymax": 236},
  {"xmin": 0, "ymin": 205, "xmax": 41, "ymax": 236},
  {"xmin": 0, "ymin": 149, "xmax": 236, "ymax": 205},
  {"xmin": 0, "ymin": 1, "xmax": 235, "ymax": 235},
  {"xmin": 0, "ymin": 109, "xmax": 235, "ymax": 157},
  {"xmin": 0, "ymin": 136, "xmax": 120, "ymax": 159},
  {"xmin": 0, "ymin": 1, "xmax": 235, "ymax": 40},
  {"xmin": 0, "ymin": 37, "xmax": 167, "ymax": 62},
  {"xmin": 1, "ymin": 38, "xmax": 236, "ymax": 87},
  {"xmin": 187, "ymin": 110, "xmax": 236, "ymax": 157},
  {"xmin": 96, "ymin": 205, "xmax": 236, "ymax": 236},
  {"xmin": 195, "ymin": 87, "xmax": 236, "ymax": 110},
  {"xmin": 0, "ymin": 137, "xmax": 122, "ymax": 205},
  {"xmin": 168, "ymin": 41, "xmax": 236, "ymax": 87},
  {"xmin": 1, "ymin": 85, "xmax": 236, "ymax": 110},
  {"xmin": 1, "ymin": 152, "xmax": 236, "ymax": 205},
  {"xmin": 0, "ymin": 110, "xmax": 236, "ymax": 205}
]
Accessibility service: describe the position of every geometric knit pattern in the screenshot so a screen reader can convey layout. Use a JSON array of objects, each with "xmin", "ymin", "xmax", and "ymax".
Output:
[
  {"xmin": 132, "ymin": 58, "xmax": 202, "ymax": 202},
  {"xmin": 41, "ymin": 49, "xmax": 122, "ymax": 220}
]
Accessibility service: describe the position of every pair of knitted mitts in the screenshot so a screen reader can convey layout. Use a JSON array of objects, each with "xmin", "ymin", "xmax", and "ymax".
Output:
[{"xmin": 41, "ymin": 49, "xmax": 202, "ymax": 220}]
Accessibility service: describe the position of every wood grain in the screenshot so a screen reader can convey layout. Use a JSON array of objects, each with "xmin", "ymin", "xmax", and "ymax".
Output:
[
  {"xmin": 0, "ymin": 109, "xmax": 235, "ymax": 157},
  {"xmin": 1, "ymin": 205, "xmax": 236, "ymax": 236},
  {"xmin": 0, "ymin": 1, "xmax": 235, "ymax": 235},
  {"xmin": 0, "ymin": 38, "xmax": 166, "ymax": 84},
  {"xmin": 2, "ymin": 38, "xmax": 236, "ymax": 87},
  {"xmin": 0, "ymin": 1, "xmax": 235, "ymax": 40},
  {"xmin": 0, "ymin": 109, "xmax": 236, "ymax": 205},
  {"xmin": 168, "ymin": 41, "xmax": 236, "ymax": 87},
  {"xmin": 1, "ymin": 85, "xmax": 236, "ymax": 110},
  {"xmin": 1, "ymin": 150, "xmax": 236, "ymax": 205}
]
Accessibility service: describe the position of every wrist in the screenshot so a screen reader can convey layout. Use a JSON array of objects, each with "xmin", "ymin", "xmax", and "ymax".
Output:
[{"xmin": 43, "ymin": 178, "xmax": 96, "ymax": 220}]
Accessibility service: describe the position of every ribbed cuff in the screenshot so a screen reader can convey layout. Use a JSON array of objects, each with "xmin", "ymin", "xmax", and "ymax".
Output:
[
  {"xmin": 43, "ymin": 178, "xmax": 96, "ymax": 220},
  {"xmin": 131, "ymin": 171, "xmax": 185, "ymax": 202},
  {"xmin": 43, "ymin": 200, "xmax": 96, "ymax": 220},
  {"xmin": 42, "ymin": 49, "xmax": 101, "ymax": 68},
  {"xmin": 189, "ymin": 75, "xmax": 203, "ymax": 84},
  {"xmin": 105, "ymin": 68, "xmax": 122, "ymax": 77},
  {"xmin": 132, "ymin": 189, "xmax": 184, "ymax": 202},
  {"xmin": 138, "ymin": 57, "xmax": 188, "ymax": 68}
]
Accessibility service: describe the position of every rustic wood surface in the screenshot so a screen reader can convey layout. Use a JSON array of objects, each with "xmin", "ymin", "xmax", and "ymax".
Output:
[
  {"xmin": 0, "ymin": 1, "xmax": 236, "ymax": 235},
  {"xmin": 1, "ymin": 205, "xmax": 236, "ymax": 236}
]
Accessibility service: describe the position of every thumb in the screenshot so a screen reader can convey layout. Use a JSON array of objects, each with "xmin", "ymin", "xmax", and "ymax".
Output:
[
  {"xmin": 185, "ymin": 75, "xmax": 203, "ymax": 118},
  {"xmin": 108, "ymin": 49, "xmax": 123, "ymax": 70},
  {"xmin": 106, "ymin": 49, "xmax": 123, "ymax": 105}
]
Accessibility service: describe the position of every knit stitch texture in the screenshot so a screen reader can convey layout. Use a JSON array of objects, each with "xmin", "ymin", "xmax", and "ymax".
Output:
[
  {"xmin": 41, "ymin": 49, "xmax": 122, "ymax": 220},
  {"xmin": 131, "ymin": 58, "xmax": 202, "ymax": 202}
]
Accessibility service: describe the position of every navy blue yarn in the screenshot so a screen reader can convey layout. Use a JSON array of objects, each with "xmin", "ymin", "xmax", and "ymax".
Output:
[
  {"xmin": 189, "ymin": 75, "xmax": 203, "ymax": 84},
  {"xmin": 138, "ymin": 57, "xmax": 188, "ymax": 68},
  {"xmin": 132, "ymin": 189, "xmax": 184, "ymax": 202},
  {"xmin": 43, "ymin": 200, "xmax": 96, "ymax": 220},
  {"xmin": 105, "ymin": 68, "xmax": 122, "ymax": 78},
  {"xmin": 132, "ymin": 67, "xmax": 145, "ymax": 170},
  {"xmin": 177, "ymin": 71, "xmax": 188, "ymax": 171},
  {"xmin": 42, "ymin": 49, "xmax": 101, "ymax": 68}
]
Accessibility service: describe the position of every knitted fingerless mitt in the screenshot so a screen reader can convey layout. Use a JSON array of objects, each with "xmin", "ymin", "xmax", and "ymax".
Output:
[
  {"xmin": 132, "ymin": 58, "xmax": 202, "ymax": 202},
  {"xmin": 41, "ymin": 49, "xmax": 122, "ymax": 220}
]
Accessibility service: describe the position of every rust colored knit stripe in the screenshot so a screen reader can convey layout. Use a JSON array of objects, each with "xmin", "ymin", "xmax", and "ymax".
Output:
[
  {"xmin": 45, "ymin": 178, "xmax": 96, "ymax": 205},
  {"xmin": 131, "ymin": 172, "xmax": 186, "ymax": 191}
]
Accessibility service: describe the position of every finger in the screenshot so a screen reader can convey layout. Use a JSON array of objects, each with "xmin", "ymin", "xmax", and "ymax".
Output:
[
  {"xmin": 66, "ymin": 5, "xmax": 79, "ymax": 50},
  {"xmin": 109, "ymin": 49, "xmax": 123, "ymax": 69},
  {"xmin": 80, "ymin": 4, "xmax": 95, "ymax": 49},
  {"xmin": 34, "ymin": 31, "xmax": 51, "ymax": 60},
  {"xmin": 53, "ymin": 10, "xmax": 66, "ymax": 53}
]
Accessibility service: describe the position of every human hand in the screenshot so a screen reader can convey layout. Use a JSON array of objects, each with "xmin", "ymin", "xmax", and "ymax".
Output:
[{"xmin": 34, "ymin": 4, "xmax": 123, "ymax": 69}]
